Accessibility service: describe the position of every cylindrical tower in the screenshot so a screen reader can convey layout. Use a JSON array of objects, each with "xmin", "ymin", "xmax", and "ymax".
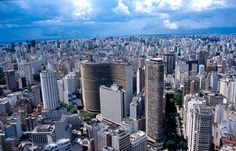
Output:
[
  {"xmin": 145, "ymin": 58, "xmax": 164, "ymax": 143},
  {"xmin": 40, "ymin": 70, "xmax": 59, "ymax": 110}
]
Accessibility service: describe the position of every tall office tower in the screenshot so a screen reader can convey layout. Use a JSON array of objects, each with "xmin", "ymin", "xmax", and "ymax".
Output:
[
  {"xmin": 112, "ymin": 128, "xmax": 131, "ymax": 151},
  {"xmin": 164, "ymin": 52, "xmax": 175, "ymax": 75},
  {"xmin": 188, "ymin": 106, "xmax": 213, "ymax": 151},
  {"xmin": 0, "ymin": 133, "xmax": 6, "ymax": 151},
  {"xmin": 81, "ymin": 61, "xmax": 133, "ymax": 114},
  {"xmin": 185, "ymin": 98, "xmax": 206, "ymax": 139},
  {"xmin": 198, "ymin": 76, "xmax": 209, "ymax": 91},
  {"xmin": 40, "ymin": 70, "xmax": 59, "ymax": 110},
  {"xmin": 198, "ymin": 64, "xmax": 205, "ymax": 77},
  {"xmin": 145, "ymin": 58, "xmax": 164, "ymax": 144},
  {"xmin": 130, "ymin": 131, "xmax": 147, "ymax": 151},
  {"xmin": 210, "ymin": 71, "xmax": 218, "ymax": 92},
  {"xmin": 197, "ymin": 51, "xmax": 208, "ymax": 67},
  {"xmin": 136, "ymin": 68, "xmax": 145, "ymax": 95},
  {"xmin": 18, "ymin": 62, "xmax": 34, "ymax": 85},
  {"xmin": 28, "ymin": 85, "xmax": 42, "ymax": 107},
  {"xmin": 227, "ymin": 79, "xmax": 236, "ymax": 109},
  {"xmin": 219, "ymin": 78, "xmax": 229, "ymax": 99},
  {"xmin": 5, "ymin": 70, "xmax": 17, "ymax": 91},
  {"xmin": 214, "ymin": 104, "xmax": 225, "ymax": 124},
  {"xmin": 100, "ymin": 84, "xmax": 126, "ymax": 124},
  {"xmin": 57, "ymin": 79, "xmax": 64, "ymax": 103},
  {"xmin": 93, "ymin": 123, "xmax": 112, "ymax": 151},
  {"xmin": 63, "ymin": 72, "xmax": 79, "ymax": 104}
]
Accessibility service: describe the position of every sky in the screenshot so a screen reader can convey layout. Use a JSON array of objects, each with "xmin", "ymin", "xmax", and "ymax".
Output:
[{"xmin": 0, "ymin": 0, "xmax": 236, "ymax": 42}]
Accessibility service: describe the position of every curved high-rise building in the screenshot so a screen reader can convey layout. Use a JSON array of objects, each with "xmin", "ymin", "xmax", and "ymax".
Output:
[
  {"xmin": 80, "ymin": 61, "xmax": 133, "ymax": 113},
  {"xmin": 40, "ymin": 70, "xmax": 59, "ymax": 110},
  {"xmin": 145, "ymin": 58, "xmax": 164, "ymax": 144}
]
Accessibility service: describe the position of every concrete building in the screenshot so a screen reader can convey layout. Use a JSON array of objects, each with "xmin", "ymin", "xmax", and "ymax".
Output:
[
  {"xmin": 136, "ymin": 68, "xmax": 145, "ymax": 95},
  {"xmin": 54, "ymin": 121, "xmax": 72, "ymax": 140},
  {"xmin": 44, "ymin": 138, "xmax": 72, "ymax": 151},
  {"xmin": 210, "ymin": 71, "xmax": 218, "ymax": 92},
  {"xmin": 31, "ymin": 125, "xmax": 55, "ymax": 146},
  {"xmin": 0, "ymin": 133, "xmax": 6, "ymax": 151},
  {"xmin": 188, "ymin": 106, "xmax": 213, "ymax": 151},
  {"xmin": 130, "ymin": 93, "xmax": 144, "ymax": 120},
  {"xmin": 93, "ymin": 123, "xmax": 112, "ymax": 151},
  {"xmin": 40, "ymin": 70, "xmax": 59, "ymax": 110},
  {"xmin": 227, "ymin": 79, "xmax": 236, "ymax": 109},
  {"xmin": 5, "ymin": 137, "xmax": 18, "ymax": 151},
  {"xmin": 219, "ymin": 78, "xmax": 229, "ymax": 99},
  {"xmin": 214, "ymin": 104, "xmax": 225, "ymax": 124},
  {"xmin": 63, "ymin": 72, "xmax": 79, "ymax": 104},
  {"xmin": 207, "ymin": 93, "xmax": 224, "ymax": 107},
  {"xmin": 5, "ymin": 70, "xmax": 17, "ymax": 91},
  {"xmin": 145, "ymin": 58, "xmax": 165, "ymax": 143},
  {"xmin": 0, "ymin": 100, "xmax": 10, "ymax": 114},
  {"xmin": 130, "ymin": 131, "xmax": 147, "ymax": 151},
  {"xmin": 100, "ymin": 84, "xmax": 126, "ymax": 124},
  {"xmin": 57, "ymin": 79, "xmax": 64, "ymax": 103},
  {"xmin": 185, "ymin": 96, "xmax": 206, "ymax": 139},
  {"xmin": 164, "ymin": 52, "xmax": 175, "ymax": 75},
  {"xmin": 29, "ymin": 84, "xmax": 41, "ymax": 107},
  {"xmin": 198, "ymin": 64, "xmax": 205, "ymax": 77},
  {"xmin": 18, "ymin": 62, "xmax": 34, "ymax": 85},
  {"xmin": 81, "ymin": 61, "xmax": 133, "ymax": 114},
  {"xmin": 112, "ymin": 128, "xmax": 131, "ymax": 151},
  {"xmin": 197, "ymin": 51, "xmax": 208, "ymax": 67}
]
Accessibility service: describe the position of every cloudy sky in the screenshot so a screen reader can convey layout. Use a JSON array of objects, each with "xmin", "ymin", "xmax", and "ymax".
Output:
[{"xmin": 0, "ymin": 0, "xmax": 236, "ymax": 42}]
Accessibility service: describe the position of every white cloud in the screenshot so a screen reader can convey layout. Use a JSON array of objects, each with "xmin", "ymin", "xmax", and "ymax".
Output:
[
  {"xmin": 190, "ymin": 0, "xmax": 226, "ymax": 11},
  {"xmin": 134, "ymin": 0, "xmax": 183, "ymax": 14},
  {"xmin": 163, "ymin": 19, "xmax": 178, "ymax": 29},
  {"xmin": 113, "ymin": 0, "xmax": 130, "ymax": 15},
  {"xmin": 72, "ymin": 0, "xmax": 93, "ymax": 19},
  {"xmin": 158, "ymin": 0, "xmax": 183, "ymax": 10},
  {"xmin": 134, "ymin": 0, "xmax": 160, "ymax": 14}
]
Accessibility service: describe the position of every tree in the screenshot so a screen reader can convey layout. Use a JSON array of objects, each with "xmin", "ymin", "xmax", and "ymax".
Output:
[
  {"xmin": 179, "ymin": 141, "xmax": 188, "ymax": 150},
  {"xmin": 174, "ymin": 90, "xmax": 183, "ymax": 108},
  {"xmin": 69, "ymin": 108, "xmax": 77, "ymax": 114},
  {"xmin": 166, "ymin": 140, "xmax": 175, "ymax": 151}
]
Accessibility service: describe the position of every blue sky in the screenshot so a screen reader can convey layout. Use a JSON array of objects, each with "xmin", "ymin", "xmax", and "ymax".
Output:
[{"xmin": 0, "ymin": 0, "xmax": 236, "ymax": 42}]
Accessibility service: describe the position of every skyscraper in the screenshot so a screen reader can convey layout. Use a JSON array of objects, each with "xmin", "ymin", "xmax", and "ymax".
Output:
[
  {"xmin": 5, "ymin": 70, "xmax": 17, "ymax": 91},
  {"xmin": 81, "ymin": 61, "xmax": 133, "ymax": 114},
  {"xmin": 188, "ymin": 106, "xmax": 213, "ymax": 151},
  {"xmin": 164, "ymin": 52, "xmax": 175, "ymax": 75},
  {"xmin": 112, "ymin": 128, "xmax": 131, "ymax": 151},
  {"xmin": 145, "ymin": 58, "xmax": 164, "ymax": 144},
  {"xmin": 40, "ymin": 70, "xmax": 59, "ymax": 110},
  {"xmin": 100, "ymin": 84, "xmax": 126, "ymax": 124}
]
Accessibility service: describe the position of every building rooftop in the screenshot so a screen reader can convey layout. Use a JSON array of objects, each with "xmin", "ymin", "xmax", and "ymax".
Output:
[{"xmin": 130, "ymin": 130, "xmax": 146, "ymax": 143}]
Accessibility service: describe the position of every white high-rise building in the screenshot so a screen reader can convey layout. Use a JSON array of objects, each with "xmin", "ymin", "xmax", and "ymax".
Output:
[
  {"xmin": 57, "ymin": 79, "xmax": 64, "ymax": 102},
  {"xmin": 219, "ymin": 78, "xmax": 229, "ymax": 99},
  {"xmin": 227, "ymin": 79, "xmax": 236, "ymax": 109},
  {"xmin": 63, "ymin": 72, "xmax": 79, "ymax": 104},
  {"xmin": 186, "ymin": 98, "xmax": 206, "ymax": 139},
  {"xmin": 198, "ymin": 64, "xmax": 205, "ymax": 77},
  {"xmin": 40, "ymin": 70, "xmax": 59, "ymax": 110},
  {"xmin": 100, "ymin": 84, "xmax": 126, "ymax": 124},
  {"xmin": 187, "ymin": 105, "xmax": 213, "ymax": 151},
  {"xmin": 214, "ymin": 104, "xmax": 225, "ymax": 124}
]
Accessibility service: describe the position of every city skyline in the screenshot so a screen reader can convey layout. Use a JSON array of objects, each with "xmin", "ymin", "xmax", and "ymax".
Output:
[{"xmin": 1, "ymin": 0, "xmax": 236, "ymax": 42}]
